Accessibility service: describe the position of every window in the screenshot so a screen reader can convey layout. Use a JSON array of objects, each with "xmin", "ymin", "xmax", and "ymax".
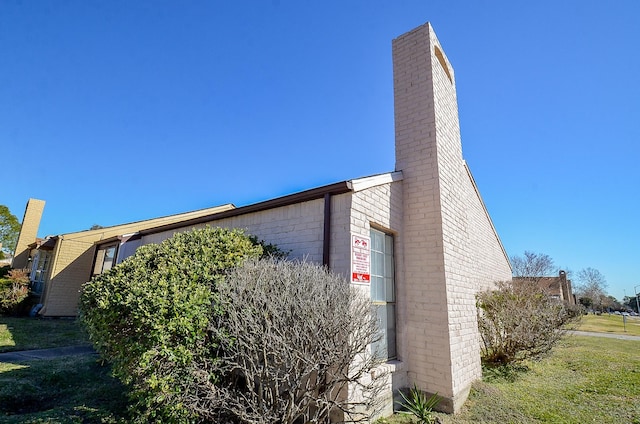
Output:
[
  {"xmin": 93, "ymin": 244, "xmax": 118, "ymax": 276},
  {"xmin": 370, "ymin": 228, "xmax": 396, "ymax": 359},
  {"xmin": 30, "ymin": 251, "xmax": 51, "ymax": 295}
]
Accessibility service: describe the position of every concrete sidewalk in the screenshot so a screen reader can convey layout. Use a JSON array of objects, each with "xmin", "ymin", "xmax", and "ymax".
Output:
[
  {"xmin": 0, "ymin": 345, "xmax": 96, "ymax": 363},
  {"xmin": 568, "ymin": 330, "xmax": 640, "ymax": 341}
]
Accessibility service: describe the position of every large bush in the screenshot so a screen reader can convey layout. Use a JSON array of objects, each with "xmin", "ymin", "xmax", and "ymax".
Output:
[
  {"xmin": 79, "ymin": 227, "xmax": 264, "ymax": 422},
  {"xmin": 476, "ymin": 280, "xmax": 578, "ymax": 365},
  {"xmin": 194, "ymin": 259, "xmax": 385, "ymax": 423}
]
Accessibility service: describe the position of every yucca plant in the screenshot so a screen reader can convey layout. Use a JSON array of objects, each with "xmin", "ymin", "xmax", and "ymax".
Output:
[{"xmin": 397, "ymin": 384, "xmax": 440, "ymax": 424}]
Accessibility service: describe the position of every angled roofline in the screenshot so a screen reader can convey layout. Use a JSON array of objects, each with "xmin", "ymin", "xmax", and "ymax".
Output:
[
  {"xmin": 463, "ymin": 161, "xmax": 512, "ymax": 270},
  {"xmin": 95, "ymin": 171, "xmax": 404, "ymax": 245},
  {"xmin": 56, "ymin": 203, "xmax": 236, "ymax": 240},
  {"xmin": 133, "ymin": 180, "xmax": 353, "ymax": 238}
]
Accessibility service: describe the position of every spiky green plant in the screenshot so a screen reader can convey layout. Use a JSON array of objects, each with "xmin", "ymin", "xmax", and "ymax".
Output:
[{"xmin": 397, "ymin": 384, "xmax": 440, "ymax": 424}]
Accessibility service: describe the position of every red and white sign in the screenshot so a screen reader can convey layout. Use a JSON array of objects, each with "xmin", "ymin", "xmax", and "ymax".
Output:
[{"xmin": 351, "ymin": 234, "xmax": 371, "ymax": 284}]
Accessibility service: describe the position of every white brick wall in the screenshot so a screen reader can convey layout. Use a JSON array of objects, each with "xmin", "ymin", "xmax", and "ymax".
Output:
[
  {"xmin": 62, "ymin": 21, "xmax": 513, "ymax": 419},
  {"xmin": 393, "ymin": 22, "xmax": 511, "ymax": 413},
  {"xmin": 141, "ymin": 199, "xmax": 326, "ymax": 263}
]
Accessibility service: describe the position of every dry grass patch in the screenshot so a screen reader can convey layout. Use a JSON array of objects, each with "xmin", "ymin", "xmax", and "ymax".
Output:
[
  {"xmin": 379, "ymin": 335, "xmax": 640, "ymax": 424},
  {"xmin": 577, "ymin": 313, "xmax": 640, "ymax": 336}
]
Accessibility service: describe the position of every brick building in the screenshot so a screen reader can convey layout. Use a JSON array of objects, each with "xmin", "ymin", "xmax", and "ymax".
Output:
[
  {"xmin": 12, "ymin": 202, "xmax": 235, "ymax": 315},
  {"xmin": 14, "ymin": 22, "xmax": 512, "ymax": 417},
  {"xmin": 514, "ymin": 270, "xmax": 576, "ymax": 305}
]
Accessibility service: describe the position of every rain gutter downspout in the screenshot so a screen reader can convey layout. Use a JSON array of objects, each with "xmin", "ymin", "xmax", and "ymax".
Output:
[{"xmin": 322, "ymin": 193, "xmax": 331, "ymax": 268}]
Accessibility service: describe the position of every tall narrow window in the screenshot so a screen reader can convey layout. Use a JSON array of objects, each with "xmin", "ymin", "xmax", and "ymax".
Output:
[
  {"xmin": 30, "ymin": 251, "xmax": 51, "ymax": 295},
  {"xmin": 370, "ymin": 228, "xmax": 396, "ymax": 359}
]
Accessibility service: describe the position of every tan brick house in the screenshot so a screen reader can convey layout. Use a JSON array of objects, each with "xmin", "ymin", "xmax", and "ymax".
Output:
[
  {"xmin": 12, "ymin": 202, "xmax": 235, "ymax": 316},
  {"xmin": 15, "ymin": 22, "xmax": 512, "ymax": 417}
]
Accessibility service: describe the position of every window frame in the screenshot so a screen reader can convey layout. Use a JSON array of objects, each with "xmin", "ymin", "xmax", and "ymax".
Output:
[
  {"xmin": 369, "ymin": 226, "xmax": 397, "ymax": 360},
  {"xmin": 92, "ymin": 243, "xmax": 119, "ymax": 277}
]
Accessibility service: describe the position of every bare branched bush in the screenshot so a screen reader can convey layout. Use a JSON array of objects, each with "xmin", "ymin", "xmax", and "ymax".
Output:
[
  {"xmin": 476, "ymin": 280, "xmax": 577, "ymax": 365},
  {"xmin": 189, "ymin": 259, "xmax": 386, "ymax": 423}
]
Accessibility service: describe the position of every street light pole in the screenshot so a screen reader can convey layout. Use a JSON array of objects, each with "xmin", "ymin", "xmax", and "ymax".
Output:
[{"xmin": 634, "ymin": 285, "xmax": 640, "ymax": 314}]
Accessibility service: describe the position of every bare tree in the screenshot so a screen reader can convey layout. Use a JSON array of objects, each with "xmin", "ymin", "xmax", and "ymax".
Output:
[
  {"xmin": 510, "ymin": 251, "xmax": 556, "ymax": 279},
  {"xmin": 189, "ymin": 259, "xmax": 386, "ymax": 423},
  {"xmin": 575, "ymin": 267, "xmax": 608, "ymax": 311}
]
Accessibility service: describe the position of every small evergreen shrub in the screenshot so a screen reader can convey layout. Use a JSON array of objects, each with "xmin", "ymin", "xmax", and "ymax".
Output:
[
  {"xmin": 0, "ymin": 269, "xmax": 30, "ymax": 316},
  {"xmin": 79, "ymin": 227, "xmax": 265, "ymax": 423}
]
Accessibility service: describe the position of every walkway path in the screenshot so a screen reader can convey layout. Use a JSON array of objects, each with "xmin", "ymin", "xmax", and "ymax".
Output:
[
  {"xmin": 0, "ymin": 345, "xmax": 96, "ymax": 363},
  {"xmin": 568, "ymin": 330, "xmax": 640, "ymax": 341},
  {"xmin": 2, "ymin": 330, "xmax": 638, "ymax": 364}
]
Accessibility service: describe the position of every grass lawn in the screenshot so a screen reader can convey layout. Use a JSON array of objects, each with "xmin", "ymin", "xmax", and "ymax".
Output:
[
  {"xmin": 0, "ymin": 317, "xmax": 89, "ymax": 353},
  {"xmin": 576, "ymin": 313, "xmax": 640, "ymax": 336},
  {"xmin": 3, "ymin": 317, "xmax": 640, "ymax": 423},
  {"xmin": 0, "ymin": 355, "xmax": 129, "ymax": 423},
  {"xmin": 380, "ymin": 334, "xmax": 640, "ymax": 424},
  {"xmin": 0, "ymin": 317, "xmax": 129, "ymax": 423}
]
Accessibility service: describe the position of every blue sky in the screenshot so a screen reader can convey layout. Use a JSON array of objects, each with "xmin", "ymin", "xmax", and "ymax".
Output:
[{"xmin": 2, "ymin": 1, "xmax": 638, "ymax": 301}]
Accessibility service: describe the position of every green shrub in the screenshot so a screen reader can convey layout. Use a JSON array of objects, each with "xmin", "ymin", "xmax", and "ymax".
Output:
[
  {"xmin": 79, "ymin": 227, "xmax": 265, "ymax": 423},
  {"xmin": 0, "ymin": 269, "xmax": 30, "ymax": 316}
]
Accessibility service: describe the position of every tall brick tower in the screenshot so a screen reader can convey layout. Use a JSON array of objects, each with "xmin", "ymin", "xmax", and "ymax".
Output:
[
  {"xmin": 12, "ymin": 199, "xmax": 46, "ymax": 269},
  {"xmin": 393, "ymin": 23, "xmax": 511, "ymax": 412}
]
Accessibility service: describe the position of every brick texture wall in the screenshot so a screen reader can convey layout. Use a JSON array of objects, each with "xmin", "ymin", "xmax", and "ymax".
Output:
[
  {"xmin": 12, "ymin": 199, "xmax": 45, "ymax": 269},
  {"xmin": 140, "ymin": 199, "xmax": 327, "ymax": 263},
  {"xmin": 393, "ymin": 22, "xmax": 511, "ymax": 412},
  {"xmin": 40, "ymin": 204, "xmax": 235, "ymax": 316}
]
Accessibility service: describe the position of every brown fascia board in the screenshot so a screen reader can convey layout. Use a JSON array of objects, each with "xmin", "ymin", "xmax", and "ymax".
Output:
[
  {"xmin": 133, "ymin": 181, "xmax": 354, "ymax": 239},
  {"xmin": 93, "ymin": 234, "xmax": 135, "ymax": 247},
  {"xmin": 28, "ymin": 237, "xmax": 58, "ymax": 251}
]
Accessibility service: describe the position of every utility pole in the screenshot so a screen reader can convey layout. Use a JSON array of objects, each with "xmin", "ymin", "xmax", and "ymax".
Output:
[{"xmin": 634, "ymin": 285, "xmax": 640, "ymax": 314}]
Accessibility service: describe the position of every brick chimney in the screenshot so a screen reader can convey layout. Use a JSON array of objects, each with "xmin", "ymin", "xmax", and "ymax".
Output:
[
  {"xmin": 12, "ymin": 199, "xmax": 46, "ymax": 269},
  {"xmin": 393, "ymin": 22, "xmax": 513, "ymax": 412}
]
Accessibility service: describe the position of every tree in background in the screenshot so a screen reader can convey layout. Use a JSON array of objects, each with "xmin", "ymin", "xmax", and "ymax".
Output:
[
  {"xmin": 0, "ymin": 205, "xmax": 20, "ymax": 259},
  {"xmin": 623, "ymin": 295, "xmax": 640, "ymax": 313},
  {"xmin": 575, "ymin": 267, "xmax": 608, "ymax": 312},
  {"xmin": 510, "ymin": 251, "xmax": 555, "ymax": 279}
]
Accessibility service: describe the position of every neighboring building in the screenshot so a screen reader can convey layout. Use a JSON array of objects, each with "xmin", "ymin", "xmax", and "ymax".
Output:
[
  {"xmin": 514, "ymin": 270, "xmax": 576, "ymax": 305},
  {"xmin": 13, "ymin": 201, "xmax": 235, "ymax": 316},
  {"xmin": 15, "ymin": 22, "xmax": 512, "ymax": 417}
]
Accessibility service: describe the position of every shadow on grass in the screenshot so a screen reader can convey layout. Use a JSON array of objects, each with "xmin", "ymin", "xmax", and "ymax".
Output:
[
  {"xmin": 481, "ymin": 362, "xmax": 530, "ymax": 383},
  {"xmin": 0, "ymin": 317, "xmax": 90, "ymax": 353},
  {"xmin": 0, "ymin": 355, "xmax": 130, "ymax": 423}
]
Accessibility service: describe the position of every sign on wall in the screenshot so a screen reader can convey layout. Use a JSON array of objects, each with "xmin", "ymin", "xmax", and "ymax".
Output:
[{"xmin": 351, "ymin": 234, "xmax": 371, "ymax": 284}]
